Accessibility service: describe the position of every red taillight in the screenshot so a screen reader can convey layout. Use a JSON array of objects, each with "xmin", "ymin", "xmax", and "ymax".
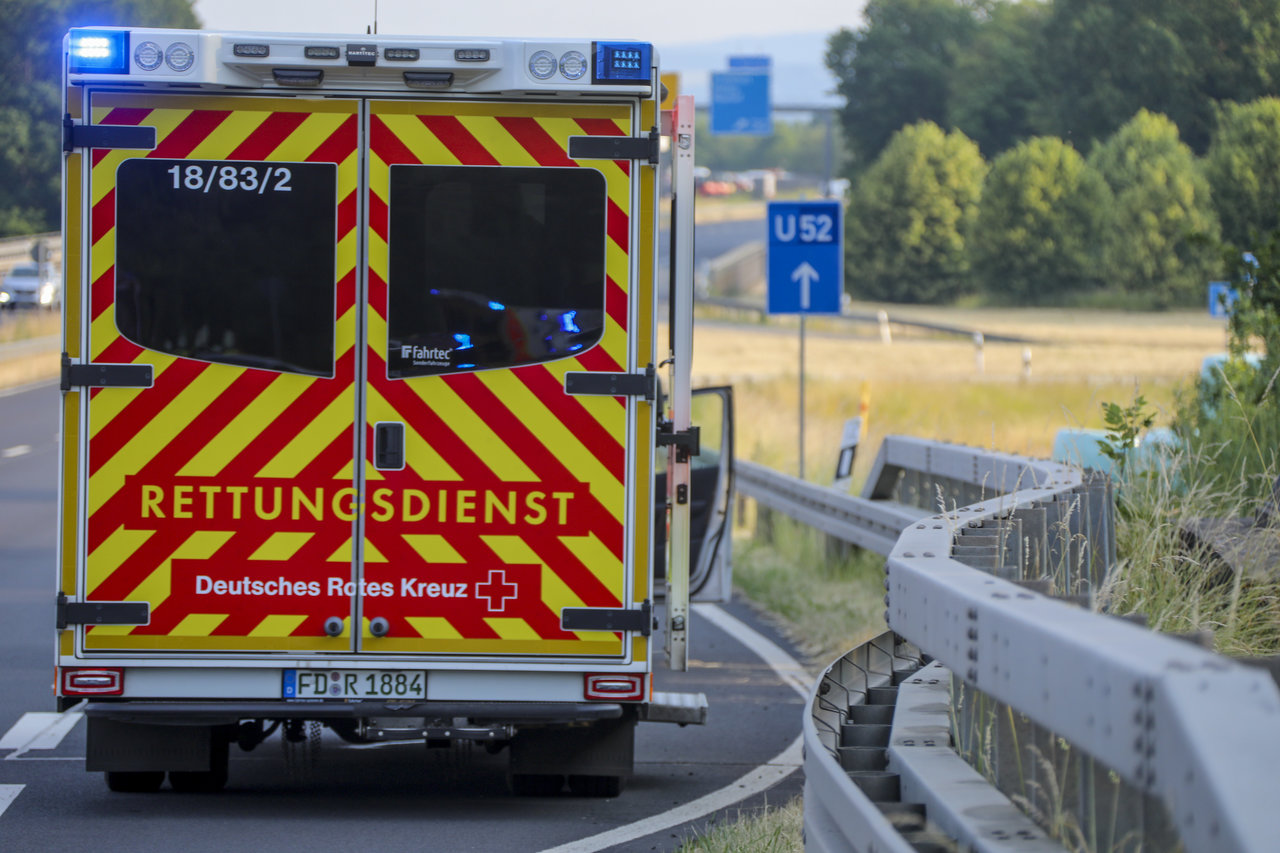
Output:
[
  {"xmin": 584, "ymin": 673, "xmax": 645, "ymax": 701},
  {"xmin": 61, "ymin": 667, "xmax": 124, "ymax": 696}
]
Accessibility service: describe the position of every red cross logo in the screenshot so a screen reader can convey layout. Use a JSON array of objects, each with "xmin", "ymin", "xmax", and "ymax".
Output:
[{"xmin": 475, "ymin": 570, "xmax": 518, "ymax": 613}]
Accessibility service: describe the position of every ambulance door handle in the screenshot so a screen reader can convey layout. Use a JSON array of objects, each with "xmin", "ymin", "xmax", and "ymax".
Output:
[{"xmin": 374, "ymin": 422, "xmax": 405, "ymax": 470}]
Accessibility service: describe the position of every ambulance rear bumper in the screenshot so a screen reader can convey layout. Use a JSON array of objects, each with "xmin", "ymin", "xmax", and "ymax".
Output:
[{"xmin": 81, "ymin": 699, "xmax": 625, "ymax": 726}]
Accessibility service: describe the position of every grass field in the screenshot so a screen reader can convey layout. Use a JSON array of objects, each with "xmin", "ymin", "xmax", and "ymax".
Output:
[
  {"xmin": 681, "ymin": 306, "xmax": 1222, "ymax": 484},
  {"xmin": 0, "ymin": 311, "xmax": 60, "ymax": 389}
]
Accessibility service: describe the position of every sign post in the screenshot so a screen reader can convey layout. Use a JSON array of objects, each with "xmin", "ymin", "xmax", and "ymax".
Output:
[{"xmin": 767, "ymin": 199, "xmax": 843, "ymax": 478}]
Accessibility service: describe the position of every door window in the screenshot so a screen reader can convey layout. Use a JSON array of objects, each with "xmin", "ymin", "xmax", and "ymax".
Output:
[
  {"xmin": 385, "ymin": 164, "xmax": 606, "ymax": 377},
  {"xmin": 113, "ymin": 158, "xmax": 338, "ymax": 376}
]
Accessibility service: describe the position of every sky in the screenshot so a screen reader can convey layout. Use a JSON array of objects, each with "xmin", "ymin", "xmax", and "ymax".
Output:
[{"xmin": 191, "ymin": 0, "xmax": 866, "ymax": 47}]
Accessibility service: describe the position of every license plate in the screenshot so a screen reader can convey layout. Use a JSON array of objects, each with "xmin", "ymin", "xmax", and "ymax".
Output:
[{"xmin": 283, "ymin": 670, "xmax": 426, "ymax": 700}]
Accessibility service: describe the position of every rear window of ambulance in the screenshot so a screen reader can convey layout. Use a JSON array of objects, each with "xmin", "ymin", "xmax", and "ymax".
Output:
[
  {"xmin": 113, "ymin": 158, "xmax": 337, "ymax": 377},
  {"xmin": 385, "ymin": 165, "xmax": 607, "ymax": 378}
]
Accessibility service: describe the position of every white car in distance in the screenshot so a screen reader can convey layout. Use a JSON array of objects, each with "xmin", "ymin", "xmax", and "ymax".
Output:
[{"xmin": 0, "ymin": 263, "xmax": 60, "ymax": 310}]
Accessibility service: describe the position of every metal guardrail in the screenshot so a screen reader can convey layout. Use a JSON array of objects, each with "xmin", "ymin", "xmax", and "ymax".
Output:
[
  {"xmin": 0, "ymin": 232, "xmax": 61, "ymax": 275},
  {"xmin": 698, "ymin": 295, "xmax": 1034, "ymax": 344},
  {"xmin": 737, "ymin": 436, "xmax": 1280, "ymax": 853}
]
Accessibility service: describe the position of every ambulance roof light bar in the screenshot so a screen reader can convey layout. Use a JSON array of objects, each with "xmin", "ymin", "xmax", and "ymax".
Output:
[
  {"xmin": 67, "ymin": 29, "xmax": 655, "ymax": 95},
  {"xmin": 68, "ymin": 29, "xmax": 129, "ymax": 74}
]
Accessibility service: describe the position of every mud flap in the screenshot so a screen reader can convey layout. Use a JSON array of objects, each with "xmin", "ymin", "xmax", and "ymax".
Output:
[
  {"xmin": 87, "ymin": 718, "xmax": 218, "ymax": 772},
  {"xmin": 509, "ymin": 710, "xmax": 636, "ymax": 778}
]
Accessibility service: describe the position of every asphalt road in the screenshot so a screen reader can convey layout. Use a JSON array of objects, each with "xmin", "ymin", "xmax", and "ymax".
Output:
[{"xmin": 0, "ymin": 380, "xmax": 806, "ymax": 853}]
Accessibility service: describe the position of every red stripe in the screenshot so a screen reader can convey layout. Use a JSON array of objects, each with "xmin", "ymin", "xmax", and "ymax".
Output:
[
  {"xmin": 495, "ymin": 117, "xmax": 574, "ymax": 167},
  {"xmin": 221, "ymin": 351, "xmax": 356, "ymax": 478},
  {"xmin": 515, "ymin": 367, "xmax": 624, "ymax": 481},
  {"xmin": 90, "ymin": 267, "xmax": 114, "ymax": 321},
  {"xmin": 367, "ymin": 269, "xmax": 387, "ymax": 321},
  {"xmin": 370, "ymin": 116, "xmax": 420, "ymax": 166},
  {"xmin": 606, "ymin": 277, "xmax": 629, "ymax": 333},
  {"xmin": 525, "ymin": 528, "xmax": 622, "ymax": 609},
  {"xmin": 445, "ymin": 373, "xmax": 625, "ymax": 549},
  {"xmin": 420, "ymin": 115, "xmax": 499, "ymax": 165},
  {"xmin": 574, "ymin": 345, "xmax": 625, "ymax": 378},
  {"xmin": 90, "ymin": 188, "xmax": 115, "ymax": 247},
  {"xmin": 306, "ymin": 114, "xmax": 358, "ymax": 164},
  {"xmin": 88, "ymin": 527, "xmax": 193, "ymax": 604},
  {"xmin": 148, "ymin": 110, "xmax": 232, "ymax": 159},
  {"xmin": 101, "ymin": 107, "xmax": 151, "ymax": 126},
  {"xmin": 336, "ymin": 189, "xmax": 357, "ymax": 242},
  {"xmin": 226, "ymin": 111, "xmax": 308, "ymax": 161},
  {"xmin": 335, "ymin": 267, "xmax": 356, "ymax": 321},
  {"xmin": 88, "ymin": 359, "xmax": 210, "ymax": 477},
  {"xmin": 575, "ymin": 118, "xmax": 624, "ymax": 137},
  {"xmin": 369, "ymin": 190, "xmax": 389, "ymax": 244},
  {"xmin": 606, "ymin": 197, "xmax": 629, "ymax": 254},
  {"xmin": 574, "ymin": 118, "xmax": 631, "ymax": 177},
  {"xmin": 369, "ymin": 355, "xmax": 496, "ymax": 481}
]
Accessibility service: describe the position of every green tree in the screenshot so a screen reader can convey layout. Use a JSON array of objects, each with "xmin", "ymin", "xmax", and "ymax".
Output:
[
  {"xmin": 845, "ymin": 121, "xmax": 987, "ymax": 303},
  {"xmin": 0, "ymin": 0, "xmax": 200, "ymax": 237},
  {"xmin": 1205, "ymin": 98, "xmax": 1280, "ymax": 251},
  {"xmin": 825, "ymin": 0, "xmax": 985, "ymax": 174},
  {"xmin": 1087, "ymin": 110, "xmax": 1220, "ymax": 307},
  {"xmin": 970, "ymin": 136, "xmax": 1110, "ymax": 303},
  {"xmin": 948, "ymin": 0, "xmax": 1047, "ymax": 156},
  {"xmin": 1033, "ymin": 0, "xmax": 1280, "ymax": 154}
]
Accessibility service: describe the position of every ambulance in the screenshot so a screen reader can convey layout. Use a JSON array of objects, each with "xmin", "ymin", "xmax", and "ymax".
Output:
[{"xmin": 55, "ymin": 25, "xmax": 734, "ymax": 795}]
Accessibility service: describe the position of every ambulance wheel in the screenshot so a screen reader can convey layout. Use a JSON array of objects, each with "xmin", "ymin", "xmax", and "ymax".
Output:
[
  {"xmin": 567, "ymin": 774, "xmax": 623, "ymax": 798},
  {"xmin": 105, "ymin": 771, "xmax": 165, "ymax": 793},
  {"xmin": 510, "ymin": 773, "xmax": 565, "ymax": 796}
]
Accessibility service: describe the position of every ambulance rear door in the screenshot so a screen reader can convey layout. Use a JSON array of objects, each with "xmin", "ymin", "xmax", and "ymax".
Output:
[
  {"xmin": 359, "ymin": 97, "xmax": 655, "ymax": 661},
  {"xmin": 74, "ymin": 90, "xmax": 362, "ymax": 655}
]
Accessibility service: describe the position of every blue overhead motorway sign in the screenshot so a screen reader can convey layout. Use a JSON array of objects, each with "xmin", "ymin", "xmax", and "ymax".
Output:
[
  {"xmin": 767, "ymin": 200, "xmax": 843, "ymax": 314},
  {"xmin": 710, "ymin": 56, "xmax": 771, "ymax": 136}
]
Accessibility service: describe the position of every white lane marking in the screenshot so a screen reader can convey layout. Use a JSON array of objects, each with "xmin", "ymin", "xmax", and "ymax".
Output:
[
  {"xmin": 1, "ymin": 445, "xmax": 31, "ymax": 459},
  {"xmin": 0, "ymin": 714, "xmax": 58, "ymax": 749},
  {"xmin": 2, "ymin": 712, "xmax": 84, "ymax": 759},
  {"xmin": 693, "ymin": 603, "xmax": 812, "ymax": 700},
  {"xmin": 537, "ymin": 735, "xmax": 803, "ymax": 853},
  {"xmin": 535, "ymin": 603, "xmax": 811, "ymax": 853},
  {"xmin": 0, "ymin": 785, "xmax": 23, "ymax": 818}
]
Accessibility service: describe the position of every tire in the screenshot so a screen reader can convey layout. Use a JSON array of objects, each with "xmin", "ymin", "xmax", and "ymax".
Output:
[
  {"xmin": 510, "ymin": 773, "xmax": 565, "ymax": 796},
  {"xmin": 567, "ymin": 774, "xmax": 623, "ymax": 798},
  {"xmin": 105, "ymin": 771, "xmax": 165, "ymax": 793}
]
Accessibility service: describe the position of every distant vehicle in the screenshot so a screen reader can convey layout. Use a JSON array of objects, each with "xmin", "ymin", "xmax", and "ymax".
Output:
[{"xmin": 1, "ymin": 263, "xmax": 60, "ymax": 310}]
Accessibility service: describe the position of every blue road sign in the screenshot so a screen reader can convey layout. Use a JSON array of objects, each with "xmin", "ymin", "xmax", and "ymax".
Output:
[
  {"xmin": 1208, "ymin": 281, "xmax": 1239, "ymax": 318},
  {"xmin": 710, "ymin": 71, "xmax": 771, "ymax": 136},
  {"xmin": 728, "ymin": 55, "xmax": 771, "ymax": 71},
  {"xmin": 767, "ymin": 200, "xmax": 843, "ymax": 314}
]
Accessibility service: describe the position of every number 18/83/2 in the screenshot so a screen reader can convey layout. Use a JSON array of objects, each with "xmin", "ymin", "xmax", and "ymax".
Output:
[{"xmin": 167, "ymin": 163, "xmax": 293, "ymax": 193}]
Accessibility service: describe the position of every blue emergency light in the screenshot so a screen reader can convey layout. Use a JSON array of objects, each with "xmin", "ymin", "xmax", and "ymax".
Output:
[
  {"xmin": 69, "ymin": 29, "xmax": 130, "ymax": 74},
  {"xmin": 593, "ymin": 42, "xmax": 651, "ymax": 84}
]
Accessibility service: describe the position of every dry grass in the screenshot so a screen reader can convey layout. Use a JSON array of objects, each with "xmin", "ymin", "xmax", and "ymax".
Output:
[
  {"xmin": 0, "ymin": 310, "xmax": 60, "ymax": 345},
  {"xmin": 0, "ymin": 311, "xmax": 61, "ymax": 389},
  {"xmin": 676, "ymin": 308, "xmax": 1219, "ymax": 481},
  {"xmin": 676, "ymin": 796, "xmax": 804, "ymax": 853}
]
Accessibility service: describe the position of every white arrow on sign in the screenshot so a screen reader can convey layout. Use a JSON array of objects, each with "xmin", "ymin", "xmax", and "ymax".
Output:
[{"xmin": 791, "ymin": 261, "xmax": 819, "ymax": 310}]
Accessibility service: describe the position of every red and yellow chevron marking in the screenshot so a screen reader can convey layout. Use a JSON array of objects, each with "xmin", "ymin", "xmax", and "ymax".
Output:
[
  {"xmin": 83, "ymin": 93, "xmax": 360, "ymax": 652},
  {"xmin": 362, "ymin": 100, "xmax": 638, "ymax": 656}
]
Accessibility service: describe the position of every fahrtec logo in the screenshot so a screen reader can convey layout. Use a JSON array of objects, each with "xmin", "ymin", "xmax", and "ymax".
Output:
[{"xmin": 401, "ymin": 345, "xmax": 452, "ymax": 361}]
